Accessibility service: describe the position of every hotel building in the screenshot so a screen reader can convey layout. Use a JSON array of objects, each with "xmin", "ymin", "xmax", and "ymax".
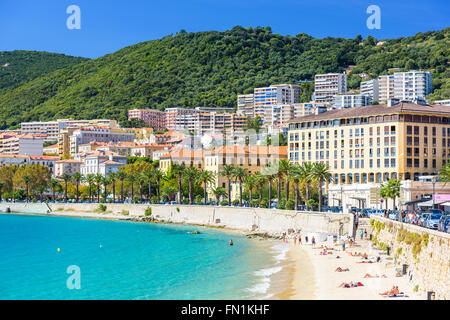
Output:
[
  {"xmin": 313, "ymin": 73, "xmax": 347, "ymax": 105},
  {"xmin": 288, "ymin": 102, "xmax": 450, "ymax": 209}
]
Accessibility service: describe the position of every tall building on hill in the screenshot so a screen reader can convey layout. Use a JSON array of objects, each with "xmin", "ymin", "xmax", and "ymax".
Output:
[
  {"xmin": 394, "ymin": 70, "xmax": 432, "ymax": 101},
  {"xmin": 237, "ymin": 94, "xmax": 255, "ymax": 117},
  {"xmin": 360, "ymin": 79, "xmax": 379, "ymax": 102},
  {"xmin": 334, "ymin": 94, "xmax": 371, "ymax": 109},
  {"xmin": 313, "ymin": 73, "xmax": 347, "ymax": 105},
  {"xmin": 253, "ymin": 84, "xmax": 301, "ymax": 119},
  {"xmin": 127, "ymin": 109, "xmax": 167, "ymax": 131}
]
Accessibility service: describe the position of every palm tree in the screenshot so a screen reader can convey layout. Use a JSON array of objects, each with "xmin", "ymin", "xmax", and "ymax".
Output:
[
  {"xmin": 299, "ymin": 162, "xmax": 314, "ymax": 210},
  {"xmin": 254, "ymin": 171, "xmax": 267, "ymax": 208},
  {"xmin": 386, "ymin": 178, "xmax": 401, "ymax": 209},
  {"xmin": 244, "ymin": 174, "xmax": 257, "ymax": 207},
  {"xmin": 85, "ymin": 174, "xmax": 95, "ymax": 203},
  {"xmin": 289, "ymin": 164, "xmax": 302, "ymax": 210},
  {"xmin": 109, "ymin": 172, "xmax": 117, "ymax": 203},
  {"xmin": 94, "ymin": 173, "xmax": 103, "ymax": 203},
  {"xmin": 212, "ymin": 186, "xmax": 227, "ymax": 205},
  {"xmin": 309, "ymin": 163, "xmax": 333, "ymax": 212},
  {"xmin": 72, "ymin": 172, "xmax": 83, "ymax": 203},
  {"xmin": 36, "ymin": 184, "xmax": 47, "ymax": 202},
  {"xmin": 116, "ymin": 170, "xmax": 127, "ymax": 203},
  {"xmin": 438, "ymin": 162, "xmax": 450, "ymax": 184},
  {"xmin": 22, "ymin": 174, "xmax": 31, "ymax": 202},
  {"xmin": 143, "ymin": 168, "xmax": 154, "ymax": 202},
  {"xmin": 183, "ymin": 167, "xmax": 199, "ymax": 205},
  {"xmin": 49, "ymin": 178, "xmax": 60, "ymax": 203},
  {"xmin": 380, "ymin": 183, "xmax": 389, "ymax": 210},
  {"xmin": 60, "ymin": 173, "xmax": 71, "ymax": 203},
  {"xmin": 171, "ymin": 164, "xmax": 185, "ymax": 204},
  {"xmin": 126, "ymin": 173, "xmax": 138, "ymax": 203},
  {"xmin": 101, "ymin": 176, "xmax": 111, "ymax": 202},
  {"xmin": 138, "ymin": 173, "xmax": 146, "ymax": 203},
  {"xmin": 278, "ymin": 159, "xmax": 291, "ymax": 202},
  {"xmin": 0, "ymin": 181, "xmax": 4, "ymax": 203},
  {"xmin": 198, "ymin": 169, "xmax": 216, "ymax": 205},
  {"xmin": 219, "ymin": 164, "xmax": 235, "ymax": 206},
  {"xmin": 153, "ymin": 169, "xmax": 165, "ymax": 204},
  {"xmin": 233, "ymin": 167, "xmax": 248, "ymax": 206}
]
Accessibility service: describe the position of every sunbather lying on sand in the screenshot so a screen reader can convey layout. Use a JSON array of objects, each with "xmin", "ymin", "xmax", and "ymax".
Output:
[
  {"xmin": 338, "ymin": 281, "xmax": 364, "ymax": 288},
  {"xmin": 363, "ymin": 273, "xmax": 387, "ymax": 278},
  {"xmin": 347, "ymin": 252, "xmax": 361, "ymax": 256},
  {"xmin": 379, "ymin": 286, "xmax": 400, "ymax": 297},
  {"xmin": 314, "ymin": 245, "xmax": 334, "ymax": 250},
  {"xmin": 335, "ymin": 267, "xmax": 350, "ymax": 272},
  {"xmin": 357, "ymin": 260, "xmax": 373, "ymax": 263}
]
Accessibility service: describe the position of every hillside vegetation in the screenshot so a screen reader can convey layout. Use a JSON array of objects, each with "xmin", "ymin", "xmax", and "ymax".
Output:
[
  {"xmin": 0, "ymin": 26, "xmax": 448, "ymax": 129},
  {"xmin": 0, "ymin": 51, "xmax": 88, "ymax": 93}
]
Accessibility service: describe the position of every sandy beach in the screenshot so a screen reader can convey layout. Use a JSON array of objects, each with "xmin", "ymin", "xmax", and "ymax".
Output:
[{"xmin": 276, "ymin": 237, "xmax": 426, "ymax": 300}]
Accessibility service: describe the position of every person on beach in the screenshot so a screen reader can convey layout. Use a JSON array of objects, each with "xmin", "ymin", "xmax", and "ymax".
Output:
[
  {"xmin": 294, "ymin": 236, "xmax": 297, "ymax": 245},
  {"xmin": 311, "ymin": 236, "xmax": 316, "ymax": 247},
  {"xmin": 360, "ymin": 230, "xmax": 364, "ymax": 240},
  {"xmin": 379, "ymin": 286, "xmax": 399, "ymax": 297},
  {"xmin": 349, "ymin": 237, "xmax": 354, "ymax": 247},
  {"xmin": 341, "ymin": 241, "xmax": 345, "ymax": 251},
  {"xmin": 364, "ymin": 229, "xmax": 368, "ymax": 240},
  {"xmin": 298, "ymin": 236, "xmax": 302, "ymax": 245},
  {"xmin": 229, "ymin": 239, "xmax": 233, "ymax": 246},
  {"xmin": 335, "ymin": 267, "xmax": 350, "ymax": 272},
  {"xmin": 363, "ymin": 273, "xmax": 386, "ymax": 278}
]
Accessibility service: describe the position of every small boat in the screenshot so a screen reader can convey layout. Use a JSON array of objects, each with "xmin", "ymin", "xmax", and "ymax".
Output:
[{"xmin": 187, "ymin": 231, "xmax": 201, "ymax": 234}]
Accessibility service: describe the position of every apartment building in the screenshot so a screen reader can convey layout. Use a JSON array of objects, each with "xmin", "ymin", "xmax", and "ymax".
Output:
[
  {"xmin": 378, "ymin": 75, "xmax": 395, "ymax": 103},
  {"xmin": 54, "ymin": 159, "xmax": 83, "ymax": 177},
  {"xmin": 314, "ymin": 73, "xmax": 347, "ymax": 105},
  {"xmin": 394, "ymin": 70, "xmax": 432, "ymax": 101},
  {"xmin": 0, "ymin": 134, "xmax": 44, "ymax": 155},
  {"xmin": 127, "ymin": 109, "xmax": 167, "ymax": 131},
  {"xmin": 165, "ymin": 108, "xmax": 199, "ymax": 131},
  {"xmin": 21, "ymin": 119, "xmax": 118, "ymax": 142},
  {"xmin": 334, "ymin": 94, "xmax": 371, "ymax": 109},
  {"xmin": 203, "ymin": 146, "xmax": 288, "ymax": 201},
  {"xmin": 159, "ymin": 149, "xmax": 205, "ymax": 172},
  {"xmin": 360, "ymin": 79, "xmax": 379, "ymax": 102},
  {"xmin": 288, "ymin": 102, "xmax": 450, "ymax": 209},
  {"xmin": 0, "ymin": 154, "xmax": 59, "ymax": 174},
  {"xmin": 69, "ymin": 127, "xmax": 135, "ymax": 155},
  {"xmin": 237, "ymin": 94, "xmax": 255, "ymax": 117},
  {"xmin": 78, "ymin": 150, "xmax": 127, "ymax": 177},
  {"xmin": 253, "ymin": 84, "xmax": 301, "ymax": 119}
]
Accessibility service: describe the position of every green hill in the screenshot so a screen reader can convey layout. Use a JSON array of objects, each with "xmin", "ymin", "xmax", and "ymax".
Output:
[
  {"xmin": 0, "ymin": 26, "xmax": 448, "ymax": 129},
  {"xmin": 0, "ymin": 51, "xmax": 88, "ymax": 93}
]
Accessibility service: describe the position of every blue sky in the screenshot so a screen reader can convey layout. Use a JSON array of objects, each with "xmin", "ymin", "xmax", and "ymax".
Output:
[{"xmin": 0, "ymin": 0, "xmax": 448, "ymax": 58}]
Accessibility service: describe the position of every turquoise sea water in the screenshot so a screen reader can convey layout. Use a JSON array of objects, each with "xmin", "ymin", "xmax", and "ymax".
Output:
[{"xmin": 0, "ymin": 214, "xmax": 287, "ymax": 300}]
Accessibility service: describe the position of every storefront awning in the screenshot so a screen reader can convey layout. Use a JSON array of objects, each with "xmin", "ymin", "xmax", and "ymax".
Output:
[{"xmin": 417, "ymin": 199, "xmax": 447, "ymax": 207}]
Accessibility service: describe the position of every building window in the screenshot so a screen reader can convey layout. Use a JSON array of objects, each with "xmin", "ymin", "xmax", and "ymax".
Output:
[
  {"xmin": 414, "ymin": 159, "xmax": 419, "ymax": 168},
  {"xmin": 407, "ymin": 158, "xmax": 412, "ymax": 168}
]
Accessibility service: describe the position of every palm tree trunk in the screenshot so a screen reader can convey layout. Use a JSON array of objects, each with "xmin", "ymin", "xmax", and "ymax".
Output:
[
  {"xmin": 121, "ymin": 180, "xmax": 124, "ymax": 203},
  {"xmin": 277, "ymin": 177, "xmax": 281, "ymax": 202},
  {"xmin": 189, "ymin": 181, "xmax": 193, "ymax": 205},
  {"xmin": 89, "ymin": 185, "xmax": 92, "ymax": 203},
  {"xmin": 148, "ymin": 181, "xmax": 152, "ymax": 202},
  {"xmin": 97, "ymin": 185, "xmax": 100, "ymax": 203},
  {"xmin": 26, "ymin": 183, "xmax": 29, "ymax": 203},
  {"xmin": 305, "ymin": 182, "xmax": 310, "ymax": 210},
  {"xmin": 140, "ymin": 184, "xmax": 143, "ymax": 202},
  {"xmin": 64, "ymin": 183, "xmax": 68, "ymax": 202},
  {"xmin": 53, "ymin": 188, "xmax": 56, "ymax": 203},
  {"xmin": 228, "ymin": 178, "xmax": 231, "ymax": 206},
  {"xmin": 157, "ymin": 181, "xmax": 160, "ymax": 204},
  {"xmin": 239, "ymin": 180, "xmax": 243, "ymax": 206},
  {"xmin": 318, "ymin": 179, "xmax": 323, "ymax": 212},
  {"xmin": 249, "ymin": 189, "xmax": 253, "ymax": 207},
  {"xmin": 259, "ymin": 187, "xmax": 263, "ymax": 207},
  {"xmin": 131, "ymin": 183, "xmax": 134, "ymax": 202},
  {"xmin": 76, "ymin": 183, "xmax": 79, "ymax": 203},
  {"xmin": 285, "ymin": 178, "xmax": 289, "ymax": 202},
  {"xmin": 268, "ymin": 180, "xmax": 272, "ymax": 209},
  {"xmin": 112, "ymin": 181, "xmax": 115, "ymax": 203},
  {"xmin": 204, "ymin": 183, "xmax": 208, "ymax": 205},
  {"xmin": 178, "ymin": 175, "xmax": 182, "ymax": 204}
]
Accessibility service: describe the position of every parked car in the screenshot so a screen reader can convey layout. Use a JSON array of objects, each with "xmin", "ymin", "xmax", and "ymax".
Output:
[
  {"xmin": 427, "ymin": 209, "xmax": 443, "ymax": 215},
  {"xmin": 438, "ymin": 215, "xmax": 450, "ymax": 232},
  {"xmin": 423, "ymin": 214, "xmax": 442, "ymax": 229}
]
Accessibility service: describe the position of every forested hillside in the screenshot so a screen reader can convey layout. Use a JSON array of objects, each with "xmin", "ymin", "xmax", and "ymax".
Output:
[
  {"xmin": 0, "ymin": 26, "xmax": 448, "ymax": 129},
  {"xmin": 0, "ymin": 51, "xmax": 88, "ymax": 93}
]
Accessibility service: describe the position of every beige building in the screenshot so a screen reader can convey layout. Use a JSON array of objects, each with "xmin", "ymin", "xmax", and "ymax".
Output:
[
  {"xmin": 288, "ymin": 102, "xmax": 450, "ymax": 209},
  {"xmin": 54, "ymin": 159, "xmax": 82, "ymax": 177}
]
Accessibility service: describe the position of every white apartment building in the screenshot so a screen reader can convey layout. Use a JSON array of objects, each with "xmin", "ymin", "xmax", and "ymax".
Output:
[
  {"xmin": 69, "ymin": 127, "xmax": 135, "ymax": 155},
  {"xmin": 394, "ymin": 70, "xmax": 432, "ymax": 101},
  {"xmin": 21, "ymin": 119, "xmax": 118, "ymax": 142},
  {"xmin": 0, "ymin": 134, "xmax": 44, "ymax": 155},
  {"xmin": 79, "ymin": 151, "xmax": 127, "ymax": 177},
  {"xmin": 334, "ymin": 94, "xmax": 372, "ymax": 109},
  {"xmin": 253, "ymin": 84, "xmax": 301, "ymax": 120},
  {"xmin": 360, "ymin": 79, "xmax": 379, "ymax": 102},
  {"xmin": 237, "ymin": 94, "xmax": 255, "ymax": 117},
  {"xmin": 314, "ymin": 73, "xmax": 347, "ymax": 105},
  {"xmin": 378, "ymin": 75, "xmax": 395, "ymax": 103}
]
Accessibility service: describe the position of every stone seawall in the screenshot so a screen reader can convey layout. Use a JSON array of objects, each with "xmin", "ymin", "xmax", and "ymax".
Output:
[
  {"xmin": 369, "ymin": 216, "xmax": 449, "ymax": 300},
  {"xmin": 0, "ymin": 202, "xmax": 50, "ymax": 214},
  {"xmin": 47, "ymin": 203, "xmax": 354, "ymax": 237}
]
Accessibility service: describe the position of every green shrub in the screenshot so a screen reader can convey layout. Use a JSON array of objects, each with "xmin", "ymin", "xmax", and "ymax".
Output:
[
  {"xmin": 286, "ymin": 199, "xmax": 295, "ymax": 210},
  {"xmin": 145, "ymin": 207, "xmax": 152, "ymax": 216},
  {"xmin": 232, "ymin": 199, "xmax": 240, "ymax": 206},
  {"xmin": 277, "ymin": 199, "xmax": 286, "ymax": 210},
  {"xmin": 413, "ymin": 285, "xmax": 419, "ymax": 292},
  {"xmin": 220, "ymin": 200, "xmax": 228, "ymax": 206},
  {"xmin": 133, "ymin": 196, "xmax": 140, "ymax": 204},
  {"xmin": 121, "ymin": 210, "xmax": 129, "ymax": 216},
  {"xmin": 195, "ymin": 195, "xmax": 203, "ymax": 205},
  {"xmin": 176, "ymin": 207, "xmax": 180, "ymax": 212},
  {"xmin": 151, "ymin": 196, "xmax": 158, "ymax": 204},
  {"xmin": 95, "ymin": 204, "xmax": 107, "ymax": 212}
]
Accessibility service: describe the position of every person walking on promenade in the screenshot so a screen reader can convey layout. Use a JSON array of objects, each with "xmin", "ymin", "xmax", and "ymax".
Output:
[
  {"xmin": 360, "ymin": 229, "xmax": 364, "ymax": 240},
  {"xmin": 311, "ymin": 236, "xmax": 316, "ymax": 247}
]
